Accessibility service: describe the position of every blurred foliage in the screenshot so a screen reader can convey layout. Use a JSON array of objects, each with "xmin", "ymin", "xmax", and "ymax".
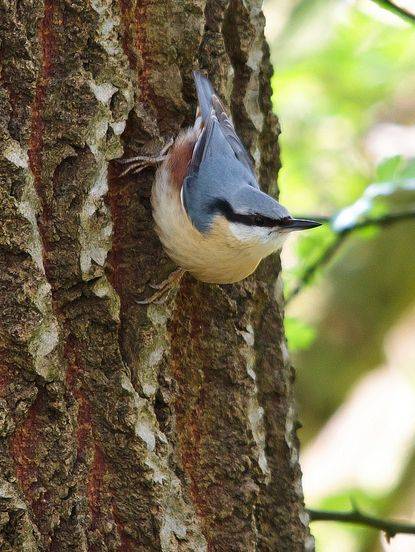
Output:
[
  {"xmin": 376, "ymin": 155, "xmax": 415, "ymax": 181},
  {"xmin": 272, "ymin": 4, "xmax": 415, "ymax": 212},
  {"xmin": 285, "ymin": 316, "xmax": 317, "ymax": 351},
  {"xmin": 313, "ymin": 489, "xmax": 390, "ymax": 550},
  {"xmin": 332, "ymin": 155, "xmax": 415, "ymax": 231},
  {"xmin": 266, "ymin": 0, "xmax": 415, "ymax": 550},
  {"xmin": 269, "ymin": 0, "xmax": 415, "ymax": 433},
  {"xmin": 284, "ymin": 155, "xmax": 415, "ymax": 302}
]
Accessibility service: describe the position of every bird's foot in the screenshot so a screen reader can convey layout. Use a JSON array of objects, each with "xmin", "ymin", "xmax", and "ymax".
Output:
[
  {"xmin": 117, "ymin": 137, "xmax": 174, "ymax": 177},
  {"xmin": 136, "ymin": 268, "xmax": 185, "ymax": 305}
]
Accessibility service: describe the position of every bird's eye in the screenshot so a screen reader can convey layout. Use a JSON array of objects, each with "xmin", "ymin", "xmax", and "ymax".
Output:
[{"xmin": 253, "ymin": 215, "xmax": 265, "ymax": 226}]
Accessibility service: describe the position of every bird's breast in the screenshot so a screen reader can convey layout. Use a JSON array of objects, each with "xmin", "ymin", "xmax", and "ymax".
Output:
[
  {"xmin": 151, "ymin": 127, "xmax": 279, "ymax": 284},
  {"xmin": 152, "ymin": 176, "xmax": 268, "ymax": 283}
]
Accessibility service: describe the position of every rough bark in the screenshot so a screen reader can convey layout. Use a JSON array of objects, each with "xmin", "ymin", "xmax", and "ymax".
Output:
[{"xmin": 0, "ymin": 0, "xmax": 312, "ymax": 550}]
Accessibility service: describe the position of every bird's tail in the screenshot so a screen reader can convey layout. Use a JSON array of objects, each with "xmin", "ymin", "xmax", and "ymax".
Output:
[{"xmin": 193, "ymin": 71, "xmax": 215, "ymax": 122}]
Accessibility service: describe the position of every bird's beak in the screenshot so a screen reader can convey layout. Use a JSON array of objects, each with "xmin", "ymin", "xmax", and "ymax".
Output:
[{"xmin": 285, "ymin": 218, "xmax": 322, "ymax": 231}]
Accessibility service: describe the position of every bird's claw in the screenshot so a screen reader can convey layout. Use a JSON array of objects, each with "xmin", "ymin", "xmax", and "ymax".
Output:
[
  {"xmin": 117, "ymin": 137, "xmax": 174, "ymax": 177},
  {"xmin": 135, "ymin": 268, "xmax": 185, "ymax": 305},
  {"xmin": 135, "ymin": 287, "xmax": 173, "ymax": 305}
]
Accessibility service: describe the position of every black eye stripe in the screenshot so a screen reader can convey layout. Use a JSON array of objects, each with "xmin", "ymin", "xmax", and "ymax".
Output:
[
  {"xmin": 243, "ymin": 214, "xmax": 276, "ymax": 227},
  {"xmin": 210, "ymin": 200, "xmax": 287, "ymax": 228},
  {"xmin": 277, "ymin": 216, "xmax": 293, "ymax": 226}
]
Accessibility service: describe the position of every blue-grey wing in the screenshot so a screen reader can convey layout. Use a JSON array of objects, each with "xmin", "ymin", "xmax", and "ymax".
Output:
[
  {"xmin": 193, "ymin": 71, "xmax": 215, "ymax": 122},
  {"xmin": 192, "ymin": 71, "xmax": 256, "ymax": 180},
  {"xmin": 183, "ymin": 113, "xmax": 259, "ymax": 232}
]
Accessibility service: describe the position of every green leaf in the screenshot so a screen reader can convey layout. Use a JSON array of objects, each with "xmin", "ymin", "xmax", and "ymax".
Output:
[
  {"xmin": 314, "ymin": 488, "xmax": 384, "ymax": 512},
  {"xmin": 285, "ymin": 317, "xmax": 316, "ymax": 351},
  {"xmin": 376, "ymin": 156, "xmax": 404, "ymax": 182},
  {"xmin": 376, "ymin": 156, "xmax": 415, "ymax": 182},
  {"xmin": 400, "ymin": 158, "xmax": 415, "ymax": 179},
  {"xmin": 354, "ymin": 226, "xmax": 380, "ymax": 240},
  {"xmin": 295, "ymin": 224, "xmax": 332, "ymax": 261}
]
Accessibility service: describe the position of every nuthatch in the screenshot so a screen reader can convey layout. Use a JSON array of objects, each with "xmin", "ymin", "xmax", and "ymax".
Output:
[{"xmin": 121, "ymin": 72, "xmax": 320, "ymax": 296}]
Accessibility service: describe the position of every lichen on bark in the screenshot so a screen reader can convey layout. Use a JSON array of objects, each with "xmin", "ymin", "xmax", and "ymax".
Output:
[{"xmin": 0, "ymin": 0, "xmax": 312, "ymax": 550}]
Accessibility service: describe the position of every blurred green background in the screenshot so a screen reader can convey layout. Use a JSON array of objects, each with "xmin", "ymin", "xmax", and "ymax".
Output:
[{"xmin": 264, "ymin": 0, "xmax": 415, "ymax": 550}]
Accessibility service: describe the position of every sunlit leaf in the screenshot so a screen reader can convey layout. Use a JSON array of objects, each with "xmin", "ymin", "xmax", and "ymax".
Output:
[
  {"xmin": 285, "ymin": 317, "xmax": 317, "ymax": 351},
  {"xmin": 295, "ymin": 224, "xmax": 332, "ymax": 260},
  {"xmin": 314, "ymin": 488, "xmax": 385, "ymax": 513},
  {"xmin": 400, "ymin": 158, "xmax": 415, "ymax": 179},
  {"xmin": 377, "ymin": 156, "xmax": 415, "ymax": 181},
  {"xmin": 354, "ymin": 226, "xmax": 379, "ymax": 240},
  {"xmin": 375, "ymin": 155, "xmax": 404, "ymax": 182}
]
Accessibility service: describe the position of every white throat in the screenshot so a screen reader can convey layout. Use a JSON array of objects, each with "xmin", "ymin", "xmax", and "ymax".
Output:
[{"xmin": 228, "ymin": 222, "xmax": 288, "ymax": 255}]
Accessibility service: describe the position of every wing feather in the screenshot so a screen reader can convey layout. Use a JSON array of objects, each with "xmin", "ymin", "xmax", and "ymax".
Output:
[{"xmin": 192, "ymin": 71, "xmax": 256, "ymax": 179}]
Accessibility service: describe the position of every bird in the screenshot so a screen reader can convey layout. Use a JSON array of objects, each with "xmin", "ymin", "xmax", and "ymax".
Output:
[{"xmin": 119, "ymin": 71, "xmax": 320, "ymax": 302}]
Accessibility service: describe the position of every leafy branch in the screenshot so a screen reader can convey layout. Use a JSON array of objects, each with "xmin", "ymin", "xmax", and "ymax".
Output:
[
  {"xmin": 371, "ymin": 0, "xmax": 415, "ymax": 25},
  {"xmin": 286, "ymin": 209, "xmax": 415, "ymax": 304},
  {"xmin": 308, "ymin": 505, "xmax": 415, "ymax": 540}
]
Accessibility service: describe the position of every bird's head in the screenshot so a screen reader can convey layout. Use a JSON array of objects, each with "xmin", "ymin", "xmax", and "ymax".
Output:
[{"xmin": 209, "ymin": 186, "xmax": 320, "ymax": 253}]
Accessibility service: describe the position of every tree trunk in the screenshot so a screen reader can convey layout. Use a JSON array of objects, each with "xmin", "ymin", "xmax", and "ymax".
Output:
[{"xmin": 0, "ymin": 0, "xmax": 312, "ymax": 550}]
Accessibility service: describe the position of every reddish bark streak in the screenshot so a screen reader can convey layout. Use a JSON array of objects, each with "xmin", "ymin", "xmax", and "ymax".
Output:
[
  {"xmin": 9, "ymin": 391, "xmax": 47, "ymax": 521},
  {"xmin": 112, "ymin": 506, "xmax": 134, "ymax": 552},
  {"xmin": 106, "ymin": 169, "xmax": 128, "ymax": 309},
  {"xmin": 177, "ymin": 396, "xmax": 209, "ymax": 517},
  {"xmin": 88, "ymin": 444, "xmax": 107, "ymax": 527},
  {"xmin": 118, "ymin": 0, "xmax": 138, "ymax": 71},
  {"xmin": 8, "ymin": 6, "xmax": 66, "ymax": 536},
  {"xmin": 118, "ymin": 0, "xmax": 156, "ymax": 106},
  {"xmin": 134, "ymin": 0, "xmax": 153, "ymax": 105},
  {"xmin": 76, "ymin": 394, "xmax": 93, "ymax": 458},
  {"xmin": 170, "ymin": 284, "xmax": 212, "ymax": 528},
  {"xmin": 28, "ymin": 0, "xmax": 55, "ymax": 202},
  {"xmin": 65, "ymin": 340, "xmax": 93, "ymax": 457},
  {"xmin": 64, "ymin": 340, "xmax": 109, "ymax": 532}
]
